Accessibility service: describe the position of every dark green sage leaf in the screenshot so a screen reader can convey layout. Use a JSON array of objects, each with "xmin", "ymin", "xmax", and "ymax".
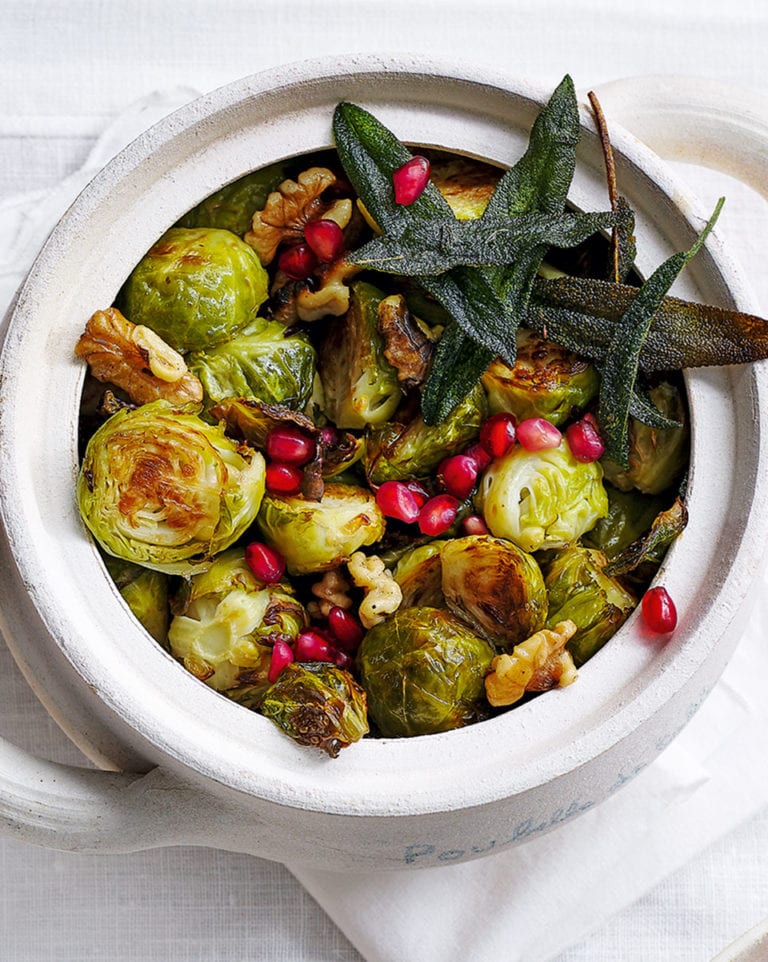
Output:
[
  {"xmin": 421, "ymin": 324, "xmax": 494, "ymax": 424},
  {"xmin": 598, "ymin": 199, "xmax": 724, "ymax": 466}
]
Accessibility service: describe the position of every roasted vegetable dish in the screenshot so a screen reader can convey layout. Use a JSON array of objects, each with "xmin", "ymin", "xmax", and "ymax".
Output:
[{"xmin": 75, "ymin": 77, "xmax": 768, "ymax": 756}]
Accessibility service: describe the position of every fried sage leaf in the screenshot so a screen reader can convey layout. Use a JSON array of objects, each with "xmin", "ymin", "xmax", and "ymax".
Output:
[{"xmin": 597, "ymin": 199, "xmax": 723, "ymax": 466}]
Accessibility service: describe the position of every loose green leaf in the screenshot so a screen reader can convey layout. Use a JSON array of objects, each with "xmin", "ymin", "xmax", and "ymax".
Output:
[
  {"xmin": 603, "ymin": 496, "xmax": 688, "ymax": 577},
  {"xmin": 421, "ymin": 323, "xmax": 494, "ymax": 424},
  {"xmin": 598, "ymin": 199, "xmax": 723, "ymax": 466}
]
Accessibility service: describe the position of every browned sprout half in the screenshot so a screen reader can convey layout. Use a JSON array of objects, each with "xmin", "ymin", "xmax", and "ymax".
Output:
[
  {"xmin": 260, "ymin": 662, "xmax": 369, "ymax": 757},
  {"xmin": 75, "ymin": 308, "xmax": 203, "ymax": 407},
  {"xmin": 440, "ymin": 535, "xmax": 548, "ymax": 649},
  {"xmin": 244, "ymin": 167, "xmax": 352, "ymax": 265}
]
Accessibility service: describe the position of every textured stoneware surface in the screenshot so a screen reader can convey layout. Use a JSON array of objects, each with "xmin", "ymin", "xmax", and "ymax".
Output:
[{"xmin": 1, "ymin": 56, "xmax": 767, "ymax": 870}]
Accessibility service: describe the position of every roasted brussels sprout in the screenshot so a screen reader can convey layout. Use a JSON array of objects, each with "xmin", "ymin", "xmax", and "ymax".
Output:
[
  {"xmin": 260, "ymin": 662, "xmax": 369, "ymax": 758},
  {"xmin": 318, "ymin": 280, "xmax": 402, "ymax": 429},
  {"xmin": 365, "ymin": 382, "xmax": 487, "ymax": 484},
  {"xmin": 601, "ymin": 381, "xmax": 688, "ymax": 494},
  {"xmin": 476, "ymin": 437, "xmax": 608, "ymax": 552},
  {"xmin": 103, "ymin": 554, "xmax": 170, "ymax": 647},
  {"xmin": 256, "ymin": 483, "xmax": 386, "ymax": 576},
  {"xmin": 440, "ymin": 535, "xmax": 548, "ymax": 649},
  {"xmin": 429, "ymin": 154, "xmax": 502, "ymax": 219},
  {"xmin": 121, "ymin": 227, "xmax": 269, "ymax": 353},
  {"xmin": 187, "ymin": 319, "xmax": 316, "ymax": 413},
  {"xmin": 77, "ymin": 399, "xmax": 266, "ymax": 575},
  {"xmin": 358, "ymin": 607, "xmax": 495, "ymax": 737},
  {"xmin": 178, "ymin": 162, "xmax": 292, "ymax": 235},
  {"xmin": 543, "ymin": 545, "xmax": 635, "ymax": 666},
  {"xmin": 482, "ymin": 328, "xmax": 599, "ymax": 425},
  {"xmin": 168, "ymin": 548, "xmax": 307, "ymax": 692},
  {"xmin": 393, "ymin": 542, "xmax": 445, "ymax": 608}
]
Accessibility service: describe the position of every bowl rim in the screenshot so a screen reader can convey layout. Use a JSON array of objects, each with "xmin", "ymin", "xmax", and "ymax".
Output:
[{"xmin": 2, "ymin": 54, "xmax": 768, "ymax": 818}]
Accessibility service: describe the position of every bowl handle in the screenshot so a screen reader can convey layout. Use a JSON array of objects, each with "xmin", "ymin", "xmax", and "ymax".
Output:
[
  {"xmin": 0, "ymin": 738, "xmax": 222, "ymax": 853},
  {"xmin": 588, "ymin": 76, "xmax": 768, "ymax": 199}
]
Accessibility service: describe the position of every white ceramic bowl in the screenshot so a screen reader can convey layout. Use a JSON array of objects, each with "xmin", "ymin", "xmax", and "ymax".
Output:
[{"xmin": 1, "ymin": 57, "xmax": 767, "ymax": 871}]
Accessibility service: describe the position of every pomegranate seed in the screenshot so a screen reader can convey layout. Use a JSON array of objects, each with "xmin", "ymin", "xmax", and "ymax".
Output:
[
  {"xmin": 245, "ymin": 541, "xmax": 286, "ymax": 584},
  {"xmin": 642, "ymin": 586, "xmax": 678, "ymax": 634},
  {"xmin": 516, "ymin": 417, "xmax": 562, "ymax": 451},
  {"xmin": 376, "ymin": 480, "xmax": 420, "ymax": 523},
  {"xmin": 320, "ymin": 425, "xmax": 339, "ymax": 448},
  {"xmin": 392, "ymin": 155, "xmax": 431, "ymax": 205},
  {"xmin": 464, "ymin": 441, "xmax": 493, "ymax": 472},
  {"xmin": 437, "ymin": 454, "xmax": 480, "ymax": 500},
  {"xmin": 295, "ymin": 630, "xmax": 336, "ymax": 663},
  {"xmin": 265, "ymin": 462, "xmax": 303, "ymax": 495},
  {"xmin": 268, "ymin": 639, "xmax": 294, "ymax": 683},
  {"xmin": 332, "ymin": 649, "xmax": 353, "ymax": 670},
  {"xmin": 418, "ymin": 494, "xmax": 459, "ymax": 536},
  {"xmin": 327, "ymin": 606, "xmax": 364, "ymax": 651},
  {"xmin": 404, "ymin": 480, "xmax": 430, "ymax": 508},
  {"xmin": 462, "ymin": 513, "xmax": 489, "ymax": 536},
  {"xmin": 566, "ymin": 416, "xmax": 605, "ymax": 463},
  {"xmin": 266, "ymin": 426, "xmax": 315, "ymax": 466},
  {"xmin": 277, "ymin": 243, "xmax": 318, "ymax": 280},
  {"xmin": 479, "ymin": 412, "xmax": 517, "ymax": 460},
  {"xmin": 304, "ymin": 219, "xmax": 344, "ymax": 263}
]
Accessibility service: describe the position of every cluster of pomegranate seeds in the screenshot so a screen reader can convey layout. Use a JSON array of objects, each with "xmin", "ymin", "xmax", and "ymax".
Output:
[
  {"xmin": 304, "ymin": 219, "xmax": 345, "ymax": 263},
  {"xmin": 479, "ymin": 412, "xmax": 517, "ymax": 459},
  {"xmin": 392, "ymin": 155, "xmax": 431, "ymax": 205},
  {"xmin": 641, "ymin": 586, "xmax": 678, "ymax": 634},
  {"xmin": 268, "ymin": 639, "xmax": 294, "ymax": 683},
  {"xmin": 277, "ymin": 243, "xmax": 317, "ymax": 280},
  {"xmin": 437, "ymin": 454, "xmax": 480, "ymax": 501},
  {"xmin": 265, "ymin": 461, "xmax": 303, "ymax": 495},
  {"xmin": 245, "ymin": 541, "xmax": 286, "ymax": 584},
  {"xmin": 516, "ymin": 417, "xmax": 562, "ymax": 452},
  {"xmin": 565, "ymin": 414, "xmax": 605, "ymax": 463},
  {"xmin": 418, "ymin": 494, "xmax": 459, "ymax": 536}
]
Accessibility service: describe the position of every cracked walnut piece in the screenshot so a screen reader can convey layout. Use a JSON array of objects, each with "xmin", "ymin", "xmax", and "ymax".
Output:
[
  {"xmin": 244, "ymin": 167, "xmax": 352, "ymax": 265},
  {"xmin": 307, "ymin": 568, "xmax": 354, "ymax": 619},
  {"xmin": 485, "ymin": 620, "xmax": 579, "ymax": 708},
  {"xmin": 347, "ymin": 552, "xmax": 403, "ymax": 629},
  {"xmin": 75, "ymin": 308, "xmax": 203, "ymax": 407}
]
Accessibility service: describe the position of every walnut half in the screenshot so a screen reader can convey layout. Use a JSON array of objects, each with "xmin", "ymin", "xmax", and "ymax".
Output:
[{"xmin": 484, "ymin": 620, "xmax": 578, "ymax": 708}]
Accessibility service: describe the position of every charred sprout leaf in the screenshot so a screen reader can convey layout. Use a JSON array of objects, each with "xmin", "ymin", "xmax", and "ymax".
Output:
[
  {"xmin": 603, "ymin": 496, "xmax": 688, "ymax": 577},
  {"xmin": 178, "ymin": 162, "xmax": 293, "ymax": 236},
  {"xmin": 482, "ymin": 328, "xmax": 599, "ymax": 426},
  {"xmin": 602, "ymin": 381, "xmax": 689, "ymax": 494},
  {"xmin": 598, "ymin": 199, "xmax": 722, "ymax": 466},
  {"xmin": 77, "ymin": 399, "xmax": 266, "ymax": 576},
  {"xmin": 318, "ymin": 280, "xmax": 402, "ymax": 429},
  {"xmin": 543, "ymin": 545, "xmax": 636, "ymax": 666},
  {"xmin": 358, "ymin": 607, "xmax": 495, "ymax": 737},
  {"xmin": 260, "ymin": 662, "xmax": 369, "ymax": 757},
  {"xmin": 256, "ymin": 483, "xmax": 385, "ymax": 576},
  {"xmin": 476, "ymin": 438, "xmax": 608, "ymax": 552},
  {"xmin": 365, "ymin": 382, "xmax": 487, "ymax": 484},
  {"xmin": 168, "ymin": 548, "xmax": 307, "ymax": 692},
  {"xmin": 121, "ymin": 228, "xmax": 269, "ymax": 353},
  {"xmin": 211, "ymin": 397, "xmax": 318, "ymax": 449},
  {"xmin": 187, "ymin": 319, "xmax": 316, "ymax": 415},
  {"xmin": 440, "ymin": 535, "xmax": 548, "ymax": 649},
  {"xmin": 103, "ymin": 555, "xmax": 171, "ymax": 648}
]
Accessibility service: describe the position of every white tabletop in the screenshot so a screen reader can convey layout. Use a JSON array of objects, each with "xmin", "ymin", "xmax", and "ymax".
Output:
[{"xmin": 3, "ymin": 2, "xmax": 768, "ymax": 959}]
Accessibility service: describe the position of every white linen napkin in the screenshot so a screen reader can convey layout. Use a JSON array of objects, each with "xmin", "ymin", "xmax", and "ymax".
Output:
[{"xmin": 4, "ymin": 90, "xmax": 768, "ymax": 962}]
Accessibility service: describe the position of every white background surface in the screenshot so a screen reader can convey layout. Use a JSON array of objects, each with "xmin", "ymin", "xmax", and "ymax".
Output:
[{"xmin": 3, "ymin": 1, "xmax": 768, "ymax": 959}]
